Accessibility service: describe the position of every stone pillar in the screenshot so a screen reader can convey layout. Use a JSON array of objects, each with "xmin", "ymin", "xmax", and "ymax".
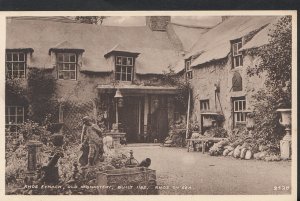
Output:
[{"xmin": 27, "ymin": 140, "xmax": 42, "ymax": 172}]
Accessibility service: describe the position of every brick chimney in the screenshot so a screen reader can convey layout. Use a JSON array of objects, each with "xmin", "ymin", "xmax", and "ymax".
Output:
[{"xmin": 146, "ymin": 16, "xmax": 171, "ymax": 31}]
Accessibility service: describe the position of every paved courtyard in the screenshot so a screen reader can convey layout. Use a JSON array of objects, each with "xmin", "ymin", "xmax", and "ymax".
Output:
[{"xmin": 123, "ymin": 145, "xmax": 291, "ymax": 195}]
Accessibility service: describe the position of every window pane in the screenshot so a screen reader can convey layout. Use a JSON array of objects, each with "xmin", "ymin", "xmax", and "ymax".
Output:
[
  {"xmin": 19, "ymin": 53, "xmax": 25, "ymax": 61},
  {"xmin": 6, "ymin": 62, "xmax": 12, "ymax": 70},
  {"xmin": 242, "ymin": 101, "xmax": 246, "ymax": 110},
  {"xmin": 70, "ymin": 72, "xmax": 75, "ymax": 79},
  {"xmin": 127, "ymin": 58, "xmax": 133, "ymax": 66},
  {"xmin": 116, "ymin": 66, "xmax": 121, "ymax": 73},
  {"xmin": 6, "ymin": 53, "xmax": 12, "ymax": 61},
  {"xmin": 234, "ymin": 101, "xmax": 238, "ymax": 111},
  {"xmin": 127, "ymin": 67, "xmax": 132, "ymax": 74},
  {"xmin": 63, "ymin": 72, "xmax": 70, "ymax": 79},
  {"xmin": 122, "ymin": 57, "xmax": 127, "ymax": 65},
  {"xmin": 122, "ymin": 66, "xmax": 126, "ymax": 73},
  {"xmin": 70, "ymin": 54, "xmax": 76, "ymax": 62},
  {"xmin": 17, "ymin": 116, "xmax": 23, "ymax": 124},
  {"xmin": 64, "ymin": 54, "xmax": 70, "ymax": 62},
  {"xmin": 64, "ymin": 64, "xmax": 70, "ymax": 70},
  {"xmin": 13, "ymin": 63, "xmax": 19, "ymax": 70},
  {"xmin": 12, "ymin": 53, "xmax": 18, "ymax": 61},
  {"xmin": 5, "ymin": 116, "xmax": 9, "ymax": 124},
  {"xmin": 58, "ymin": 54, "xmax": 63, "ymax": 62},
  {"xmin": 70, "ymin": 64, "xmax": 76, "ymax": 70},
  {"xmin": 127, "ymin": 73, "xmax": 131, "ymax": 81},
  {"xmin": 116, "ymin": 57, "xmax": 122, "ymax": 65},
  {"xmin": 238, "ymin": 42, "xmax": 242, "ymax": 52}
]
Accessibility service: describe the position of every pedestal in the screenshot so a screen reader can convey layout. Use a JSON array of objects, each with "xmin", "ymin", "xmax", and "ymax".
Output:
[
  {"xmin": 105, "ymin": 132, "xmax": 126, "ymax": 148},
  {"xmin": 280, "ymin": 130, "xmax": 291, "ymax": 160},
  {"xmin": 26, "ymin": 140, "xmax": 42, "ymax": 172}
]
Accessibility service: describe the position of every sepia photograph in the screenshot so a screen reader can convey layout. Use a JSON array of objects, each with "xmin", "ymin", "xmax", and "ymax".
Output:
[{"xmin": 3, "ymin": 12, "xmax": 296, "ymax": 197}]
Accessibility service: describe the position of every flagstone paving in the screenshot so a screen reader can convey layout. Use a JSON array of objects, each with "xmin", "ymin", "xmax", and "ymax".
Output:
[{"xmin": 123, "ymin": 145, "xmax": 292, "ymax": 195}]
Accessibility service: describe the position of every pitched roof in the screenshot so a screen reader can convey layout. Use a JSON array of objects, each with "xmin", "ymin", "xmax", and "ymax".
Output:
[
  {"xmin": 183, "ymin": 16, "xmax": 279, "ymax": 69},
  {"xmin": 6, "ymin": 17, "xmax": 185, "ymax": 74},
  {"xmin": 104, "ymin": 44, "xmax": 140, "ymax": 58},
  {"xmin": 169, "ymin": 23, "xmax": 211, "ymax": 51}
]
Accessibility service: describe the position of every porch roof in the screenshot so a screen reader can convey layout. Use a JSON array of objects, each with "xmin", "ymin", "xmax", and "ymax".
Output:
[{"xmin": 97, "ymin": 84, "xmax": 179, "ymax": 95}]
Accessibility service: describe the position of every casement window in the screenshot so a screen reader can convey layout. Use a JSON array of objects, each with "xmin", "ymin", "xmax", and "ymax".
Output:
[
  {"xmin": 115, "ymin": 56, "xmax": 134, "ymax": 81},
  {"xmin": 200, "ymin": 99, "xmax": 210, "ymax": 111},
  {"xmin": 233, "ymin": 97, "xmax": 246, "ymax": 127},
  {"xmin": 185, "ymin": 59, "xmax": 193, "ymax": 79},
  {"xmin": 6, "ymin": 52, "xmax": 26, "ymax": 79},
  {"xmin": 231, "ymin": 39, "xmax": 243, "ymax": 68},
  {"xmin": 5, "ymin": 106, "xmax": 24, "ymax": 133},
  {"xmin": 57, "ymin": 53, "xmax": 77, "ymax": 80}
]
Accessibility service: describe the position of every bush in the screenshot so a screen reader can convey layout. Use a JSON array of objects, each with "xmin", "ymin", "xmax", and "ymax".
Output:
[{"xmin": 204, "ymin": 127, "xmax": 228, "ymax": 138}]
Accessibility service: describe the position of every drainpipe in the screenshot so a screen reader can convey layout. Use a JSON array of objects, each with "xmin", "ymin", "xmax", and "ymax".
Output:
[{"xmin": 185, "ymin": 89, "xmax": 191, "ymax": 139}]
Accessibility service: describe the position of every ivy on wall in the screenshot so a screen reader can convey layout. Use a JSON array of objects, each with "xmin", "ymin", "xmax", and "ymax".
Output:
[
  {"xmin": 246, "ymin": 16, "xmax": 292, "ymax": 152},
  {"xmin": 27, "ymin": 68, "xmax": 58, "ymax": 124}
]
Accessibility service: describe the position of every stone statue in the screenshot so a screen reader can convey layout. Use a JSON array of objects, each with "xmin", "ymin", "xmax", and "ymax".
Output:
[{"xmin": 80, "ymin": 116, "xmax": 104, "ymax": 167}]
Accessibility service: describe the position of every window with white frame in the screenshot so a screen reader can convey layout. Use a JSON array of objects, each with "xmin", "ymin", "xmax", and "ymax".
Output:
[
  {"xmin": 5, "ymin": 106, "xmax": 24, "ymax": 133},
  {"xmin": 57, "ymin": 53, "xmax": 77, "ymax": 80},
  {"xmin": 233, "ymin": 97, "xmax": 246, "ymax": 126},
  {"xmin": 115, "ymin": 56, "xmax": 134, "ymax": 81},
  {"xmin": 185, "ymin": 59, "xmax": 192, "ymax": 79},
  {"xmin": 231, "ymin": 39, "xmax": 243, "ymax": 68},
  {"xmin": 200, "ymin": 99, "xmax": 210, "ymax": 111},
  {"xmin": 6, "ymin": 52, "xmax": 26, "ymax": 79}
]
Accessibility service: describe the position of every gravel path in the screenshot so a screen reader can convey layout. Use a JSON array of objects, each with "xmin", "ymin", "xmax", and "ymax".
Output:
[{"xmin": 123, "ymin": 145, "xmax": 291, "ymax": 195}]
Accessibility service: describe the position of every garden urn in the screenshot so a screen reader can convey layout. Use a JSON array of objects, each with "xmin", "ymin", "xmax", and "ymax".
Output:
[{"xmin": 276, "ymin": 108, "xmax": 292, "ymax": 159}]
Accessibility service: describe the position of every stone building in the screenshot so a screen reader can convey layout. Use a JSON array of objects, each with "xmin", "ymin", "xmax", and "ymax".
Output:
[
  {"xmin": 5, "ymin": 16, "xmax": 209, "ymax": 143},
  {"xmin": 175, "ymin": 16, "xmax": 279, "ymax": 133}
]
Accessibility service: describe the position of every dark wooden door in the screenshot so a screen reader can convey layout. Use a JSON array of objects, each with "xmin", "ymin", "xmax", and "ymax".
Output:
[{"xmin": 120, "ymin": 97, "xmax": 142, "ymax": 143}]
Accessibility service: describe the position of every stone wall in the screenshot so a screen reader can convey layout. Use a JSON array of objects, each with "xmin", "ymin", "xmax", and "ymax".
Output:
[{"xmin": 190, "ymin": 54, "xmax": 266, "ymax": 131}]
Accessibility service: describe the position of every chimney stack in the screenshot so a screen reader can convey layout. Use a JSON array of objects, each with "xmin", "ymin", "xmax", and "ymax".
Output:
[{"xmin": 146, "ymin": 16, "xmax": 171, "ymax": 31}]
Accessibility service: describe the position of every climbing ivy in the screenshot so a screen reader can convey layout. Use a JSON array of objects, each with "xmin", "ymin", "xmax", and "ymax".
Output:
[{"xmin": 247, "ymin": 16, "xmax": 292, "ymax": 153}]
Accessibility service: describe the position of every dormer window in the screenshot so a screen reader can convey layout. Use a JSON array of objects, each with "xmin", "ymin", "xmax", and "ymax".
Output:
[
  {"xmin": 57, "ymin": 53, "xmax": 77, "ymax": 80},
  {"xmin": 115, "ymin": 56, "xmax": 134, "ymax": 81},
  {"xmin": 231, "ymin": 38, "xmax": 243, "ymax": 68},
  {"xmin": 185, "ymin": 59, "xmax": 192, "ymax": 79},
  {"xmin": 49, "ymin": 41, "xmax": 84, "ymax": 81},
  {"xmin": 6, "ymin": 51, "xmax": 26, "ymax": 79}
]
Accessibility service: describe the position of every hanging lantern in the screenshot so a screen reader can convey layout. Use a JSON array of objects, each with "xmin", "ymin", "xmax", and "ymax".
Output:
[
  {"xmin": 118, "ymin": 98, "xmax": 124, "ymax": 107},
  {"xmin": 114, "ymin": 89, "xmax": 123, "ymax": 98}
]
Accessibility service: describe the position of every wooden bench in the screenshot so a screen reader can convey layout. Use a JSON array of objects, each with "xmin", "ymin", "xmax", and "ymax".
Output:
[{"xmin": 186, "ymin": 137, "xmax": 227, "ymax": 153}]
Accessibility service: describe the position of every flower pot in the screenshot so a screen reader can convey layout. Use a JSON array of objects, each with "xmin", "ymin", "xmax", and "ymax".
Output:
[{"xmin": 277, "ymin": 109, "xmax": 291, "ymax": 127}]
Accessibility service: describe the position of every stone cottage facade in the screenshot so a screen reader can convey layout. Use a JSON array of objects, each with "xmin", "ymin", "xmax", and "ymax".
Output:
[
  {"xmin": 5, "ymin": 16, "xmax": 209, "ymax": 143},
  {"xmin": 176, "ymin": 16, "xmax": 279, "ymax": 133}
]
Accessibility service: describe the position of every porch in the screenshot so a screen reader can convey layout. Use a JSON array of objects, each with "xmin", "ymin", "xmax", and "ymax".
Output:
[{"xmin": 97, "ymin": 84, "xmax": 179, "ymax": 143}]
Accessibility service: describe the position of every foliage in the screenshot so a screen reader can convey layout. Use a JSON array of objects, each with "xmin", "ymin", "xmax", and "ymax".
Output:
[
  {"xmin": 246, "ymin": 16, "xmax": 292, "ymax": 153},
  {"xmin": 204, "ymin": 127, "xmax": 228, "ymax": 138},
  {"xmin": 6, "ymin": 78, "xmax": 27, "ymax": 104},
  {"xmin": 75, "ymin": 16, "xmax": 108, "ymax": 25},
  {"xmin": 17, "ymin": 120, "xmax": 51, "ymax": 143},
  {"xmin": 162, "ymin": 66, "xmax": 192, "ymax": 113},
  {"xmin": 27, "ymin": 68, "xmax": 58, "ymax": 124}
]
